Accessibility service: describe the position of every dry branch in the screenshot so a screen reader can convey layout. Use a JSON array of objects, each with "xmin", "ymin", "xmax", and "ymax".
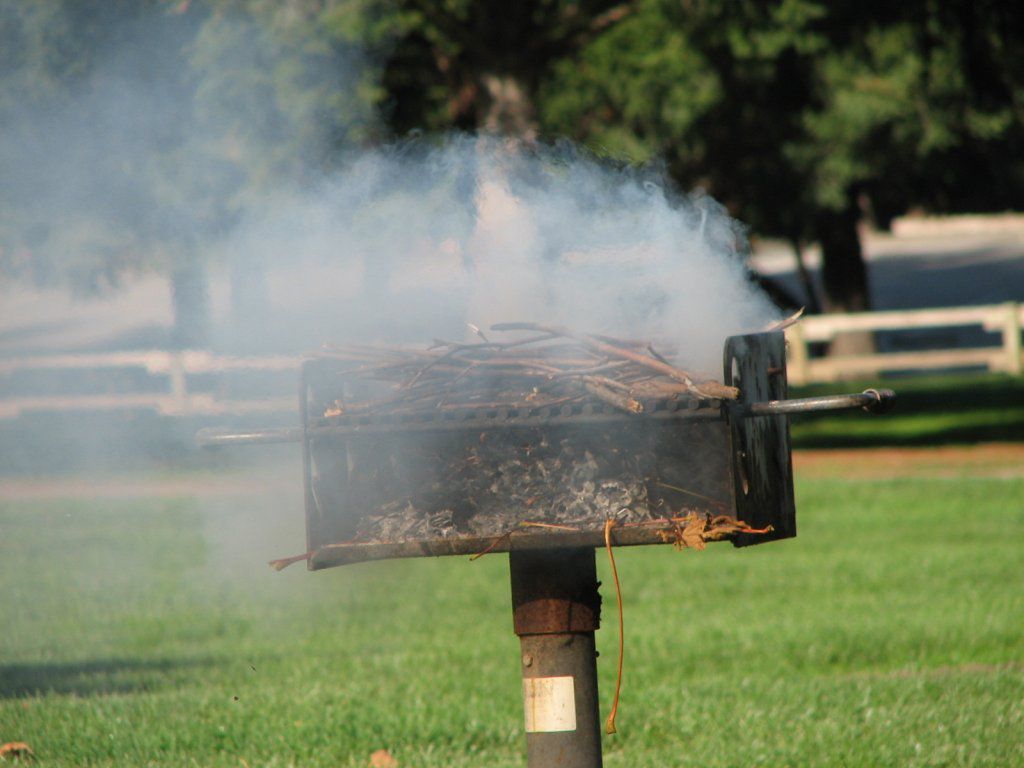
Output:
[
  {"xmin": 312, "ymin": 323, "xmax": 739, "ymax": 421},
  {"xmin": 490, "ymin": 322, "xmax": 739, "ymax": 400}
]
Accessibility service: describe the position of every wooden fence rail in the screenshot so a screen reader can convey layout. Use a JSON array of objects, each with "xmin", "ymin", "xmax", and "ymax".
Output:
[
  {"xmin": 1, "ymin": 301, "xmax": 1021, "ymax": 418},
  {"xmin": 0, "ymin": 351, "xmax": 300, "ymax": 419},
  {"xmin": 785, "ymin": 301, "xmax": 1023, "ymax": 385}
]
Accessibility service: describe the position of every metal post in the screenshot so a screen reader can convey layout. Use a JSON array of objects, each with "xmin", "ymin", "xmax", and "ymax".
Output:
[{"xmin": 509, "ymin": 548, "xmax": 603, "ymax": 768}]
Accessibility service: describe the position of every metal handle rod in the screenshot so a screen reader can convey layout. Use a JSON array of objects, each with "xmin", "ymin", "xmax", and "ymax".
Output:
[
  {"xmin": 195, "ymin": 427, "xmax": 303, "ymax": 447},
  {"xmin": 196, "ymin": 389, "xmax": 895, "ymax": 446},
  {"xmin": 745, "ymin": 388, "xmax": 896, "ymax": 417}
]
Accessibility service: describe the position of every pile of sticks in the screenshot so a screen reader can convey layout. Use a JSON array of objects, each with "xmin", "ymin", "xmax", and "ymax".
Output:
[{"xmin": 314, "ymin": 322, "xmax": 739, "ymax": 418}]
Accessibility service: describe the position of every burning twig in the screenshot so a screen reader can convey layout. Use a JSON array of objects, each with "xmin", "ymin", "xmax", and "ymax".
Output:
[
  {"xmin": 763, "ymin": 307, "xmax": 805, "ymax": 332},
  {"xmin": 268, "ymin": 552, "xmax": 310, "ymax": 571},
  {"xmin": 490, "ymin": 322, "xmax": 739, "ymax": 400},
  {"xmin": 311, "ymin": 323, "xmax": 740, "ymax": 421},
  {"xmin": 583, "ymin": 379, "xmax": 644, "ymax": 414}
]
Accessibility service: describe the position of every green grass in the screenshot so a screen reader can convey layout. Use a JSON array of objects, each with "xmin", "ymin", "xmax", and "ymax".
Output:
[
  {"xmin": 2, "ymin": 477, "xmax": 1023, "ymax": 766},
  {"xmin": 790, "ymin": 373, "xmax": 1024, "ymax": 448}
]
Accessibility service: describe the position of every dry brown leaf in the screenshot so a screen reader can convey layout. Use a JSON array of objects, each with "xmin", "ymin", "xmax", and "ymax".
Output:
[
  {"xmin": 0, "ymin": 742, "xmax": 35, "ymax": 761},
  {"xmin": 369, "ymin": 749, "xmax": 398, "ymax": 768},
  {"xmin": 704, "ymin": 516, "xmax": 744, "ymax": 540},
  {"xmin": 680, "ymin": 514, "xmax": 707, "ymax": 551},
  {"xmin": 655, "ymin": 512, "xmax": 772, "ymax": 550}
]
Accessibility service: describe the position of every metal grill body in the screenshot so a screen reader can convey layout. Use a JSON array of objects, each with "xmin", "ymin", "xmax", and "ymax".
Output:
[{"xmin": 300, "ymin": 331, "xmax": 795, "ymax": 569}]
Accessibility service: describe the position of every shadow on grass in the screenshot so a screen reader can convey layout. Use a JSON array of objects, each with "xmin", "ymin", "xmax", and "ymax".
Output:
[
  {"xmin": 0, "ymin": 657, "xmax": 215, "ymax": 699},
  {"xmin": 789, "ymin": 373, "xmax": 1024, "ymax": 449},
  {"xmin": 793, "ymin": 419, "xmax": 1024, "ymax": 449}
]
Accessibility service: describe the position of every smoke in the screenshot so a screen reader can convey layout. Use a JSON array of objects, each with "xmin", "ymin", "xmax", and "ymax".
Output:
[
  {"xmin": 223, "ymin": 136, "xmax": 779, "ymax": 375},
  {"xmin": 1, "ymin": 6, "xmax": 777, "ymax": 375},
  {"xmin": 0, "ymin": 1, "xmax": 374, "ymax": 471},
  {"xmin": 0, "ymin": 3, "xmax": 779, "ymax": 479},
  {"xmin": 0, "ymin": 2, "xmax": 373, "ymax": 327}
]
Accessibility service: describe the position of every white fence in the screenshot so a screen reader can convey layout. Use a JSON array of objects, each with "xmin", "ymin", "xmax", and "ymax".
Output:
[
  {"xmin": 0, "ymin": 301, "xmax": 1021, "ymax": 418},
  {"xmin": 0, "ymin": 350, "xmax": 299, "ymax": 419},
  {"xmin": 785, "ymin": 301, "xmax": 1023, "ymax": 385}
]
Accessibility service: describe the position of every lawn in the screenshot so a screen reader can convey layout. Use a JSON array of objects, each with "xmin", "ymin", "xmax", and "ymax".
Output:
[
  {"xmin": 789, "ymin": 373, "xmax": 1024, "ymax": 448},
  {"xmin": 1, "ymin": 471, "xmax": 1023, "ymax": 766}
]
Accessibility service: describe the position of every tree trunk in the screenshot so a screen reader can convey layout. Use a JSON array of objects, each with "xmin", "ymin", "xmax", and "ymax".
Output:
[
  {"xmin": 480, "ymin": 74, "xmax": 537, "ymax": 139},
  {"xmin": 814, "ymin": 203, "xmax": 874, "ymax": 355},
  {"xmin": 789, "ymin": 238, "xmax": 821, "ymax": 314},
  {"xmin": 171, "ymin": 253, "xmax": 210, "ymax": 349}
]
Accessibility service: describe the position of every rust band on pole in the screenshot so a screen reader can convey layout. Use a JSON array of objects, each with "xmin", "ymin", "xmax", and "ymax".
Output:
[{"xmin": 510, "ymin": 548, "xmax": 603, "ymax": 768}]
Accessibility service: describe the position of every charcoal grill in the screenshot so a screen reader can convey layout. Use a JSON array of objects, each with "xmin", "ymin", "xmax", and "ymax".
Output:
[{"xmin": 199, "ymin": 330, "xmax": 893, "ymax": 767}]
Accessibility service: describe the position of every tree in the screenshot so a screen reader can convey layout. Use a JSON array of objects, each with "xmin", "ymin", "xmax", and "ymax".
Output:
[
  {"xmin": 188, "ymin": 0, "xmax": 382, "ymax": 339},
  {"xmin": 7, "ymin": 0, "xmax": 1021, "ymax": 353},
  {"xmin": 0, "ymin": 0, "xmax": 377, "ymax": 348},
  {"xmin": 364, "ymin": 0, "xmax": 634, "ymax": 138},
  {"xmin": 537, "ymin": 0, "xmax": 1024, "ymax": 349}
]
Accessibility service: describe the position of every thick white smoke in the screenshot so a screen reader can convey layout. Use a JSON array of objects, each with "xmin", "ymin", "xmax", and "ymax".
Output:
[
  {"xmin": 226, "ymin": 136, "xmax": 780, "ymax": 376},
  {"xmin": 1, "ymin": 4, "xmax": 779, "ymax": 415}
]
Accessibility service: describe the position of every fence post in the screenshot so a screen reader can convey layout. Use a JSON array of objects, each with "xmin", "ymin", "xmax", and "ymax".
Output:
[
  {"xmin": 1004, "ymin": 301, "xmax": 1022, "ymax": 375},
  {"xmin": 168, "ymin": 352, "xmax": 189, "ymax": 414},
  {"xmin": 786, "ymin": 324, "xmax": 810, "ymax": 386}
]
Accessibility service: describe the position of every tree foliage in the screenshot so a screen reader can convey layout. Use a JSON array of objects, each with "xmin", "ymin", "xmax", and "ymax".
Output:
[
  {"xmin": 0, "ymin": 0, "xmax": 380, "ymax": 342},
  {"xmin": 537, "ymin": 0, "xmax": 1024, "ymax": 315},
  {"xmin": 0, "ymin": 0, "xmax": 377, "ymax": 344},
  {"xmin": 2, "ymin": 0, "xmax": 1022, "ymax": 344},
  {"xmin": 374, "ymin": 0, "xmax": 632, "ymax": 136}
]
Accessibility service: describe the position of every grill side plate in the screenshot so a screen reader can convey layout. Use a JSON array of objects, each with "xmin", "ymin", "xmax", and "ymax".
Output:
[{"xmin": 725, "ymin": 332, "xmax": 797, "ymax": 546}]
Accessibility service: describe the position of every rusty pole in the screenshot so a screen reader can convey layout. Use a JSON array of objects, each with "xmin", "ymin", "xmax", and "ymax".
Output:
[{"xmin": 509, "ymin": 547, "xmax": 603, "ymax": 768}]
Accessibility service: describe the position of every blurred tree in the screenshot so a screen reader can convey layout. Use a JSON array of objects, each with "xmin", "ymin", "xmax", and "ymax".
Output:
[
  {"xmin": 536, "ymin": 0, "xmax": 1024, "ymax": 350},
  {"xmin": 1, "ymin": 1, "xmax": 156, "ymax": 285},
  {"xmin": 6, "ymin": 0, "xmax": 1021, "ymax": 351},
  {"xmin": 187, "ymin": 0, "xmax": 383, "ymax": 340},
  {"xmin": 0, "ymin": 0, "xmax": 378, "ymax": 348},
  {"xmin": 362, "ymin": 0, "xmax": 634, "ymax": 137}
]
